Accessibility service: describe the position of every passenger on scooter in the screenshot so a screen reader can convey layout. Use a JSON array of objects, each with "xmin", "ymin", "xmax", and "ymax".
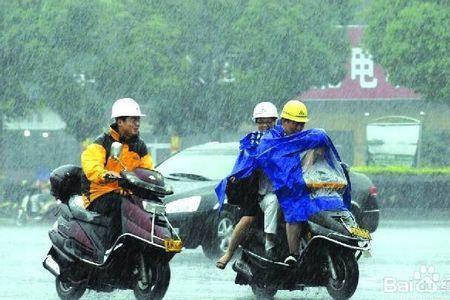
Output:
[
  {"xmin": 81, "ymin": 98, "xmax": 153, "ymax": 250},
  {"xmin": 216, "ymin": 102, "xmax": 280, "ymax": 269}
]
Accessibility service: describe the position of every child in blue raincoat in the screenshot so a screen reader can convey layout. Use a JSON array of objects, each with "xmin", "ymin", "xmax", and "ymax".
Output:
[{"xmin": 215, "ymin": 102, "xmax": 280, "ymax": 269}]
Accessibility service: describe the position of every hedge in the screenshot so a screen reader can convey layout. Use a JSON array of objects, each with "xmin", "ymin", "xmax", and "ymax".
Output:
[
  {"xmin": 351, "ymin": 167, "xmax": 450, "ymax": 210},
  {"xmin": 351, "ymin": 165, "xmax": 450, "ymax": 176}
]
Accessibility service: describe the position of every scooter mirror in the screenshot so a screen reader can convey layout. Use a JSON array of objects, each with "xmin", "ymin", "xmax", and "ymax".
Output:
[{"xmin": 110, "ymin": 142, "xmax": 123, "ymax": 160}]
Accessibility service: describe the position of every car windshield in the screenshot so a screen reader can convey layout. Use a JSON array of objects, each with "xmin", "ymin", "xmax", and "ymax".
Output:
[{"xmin": 156, "ymin": 148, "xmax": 238, "ymax": 181}]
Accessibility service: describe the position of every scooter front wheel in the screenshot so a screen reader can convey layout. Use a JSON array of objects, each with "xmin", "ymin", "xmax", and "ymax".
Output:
[
  {"xmin": 251, "ymin": 284, "xmax": 277, "ymax": 300},
  {"xmin": 133, "ymin": 261, "xmax": 171, "ymax": 300},
  {"xmin": 55, "ymin": 277, "xmax": 86, "ymax": 300},
  {"xmin": 326, "ymin": 250, "xmax": 359, "ymax": 300}
]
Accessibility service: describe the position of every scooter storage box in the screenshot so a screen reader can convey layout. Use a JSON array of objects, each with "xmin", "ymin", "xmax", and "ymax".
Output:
[{"xmin": 50, "ymin": 165, "xmax": 82, "ymax": 203}]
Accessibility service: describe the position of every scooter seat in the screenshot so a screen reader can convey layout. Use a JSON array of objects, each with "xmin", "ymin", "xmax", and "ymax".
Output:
[{"xmin": 68, "ymin": 197, "xmax": 109, "ymax": 226}]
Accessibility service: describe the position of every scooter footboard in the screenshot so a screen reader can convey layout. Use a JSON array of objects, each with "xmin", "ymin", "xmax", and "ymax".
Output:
[{"xmin": 242, "ymin": 250, "xmax": 298, "ymax": 288}]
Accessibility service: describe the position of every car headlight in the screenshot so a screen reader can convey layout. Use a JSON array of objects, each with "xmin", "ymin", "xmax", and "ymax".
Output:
[{"xmin": 166, "ymin": 196, "xmax": 202, "ymax": 214}]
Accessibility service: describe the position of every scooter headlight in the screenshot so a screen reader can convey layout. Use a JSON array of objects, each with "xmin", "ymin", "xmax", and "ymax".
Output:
[{"xmin": 143, "ymin": 201, "xmax": 166, "ymax": 215}]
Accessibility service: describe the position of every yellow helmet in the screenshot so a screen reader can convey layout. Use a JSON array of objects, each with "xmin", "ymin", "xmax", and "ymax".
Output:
[{"xmin": 280, "ymin": 100, "xmax": 309, "ymax": 123}]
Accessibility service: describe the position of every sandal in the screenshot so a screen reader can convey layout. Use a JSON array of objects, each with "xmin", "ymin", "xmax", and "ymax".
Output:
[
  {"xmin": 216, "ymin": 254, "xmax": 231, "ymax": 270},
  {"xmin": 216, "ymin": 260, "xmax": 228, "ymax": 270}
]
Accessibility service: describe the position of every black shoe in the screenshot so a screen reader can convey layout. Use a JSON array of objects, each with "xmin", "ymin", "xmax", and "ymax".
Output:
[
  {"xmin": 283, "ymin": 254, "xmax": 299, "ymax": 267},
  {"xmin": 265, "ymin": 247, "xmax": 279, "ymax": 261}
]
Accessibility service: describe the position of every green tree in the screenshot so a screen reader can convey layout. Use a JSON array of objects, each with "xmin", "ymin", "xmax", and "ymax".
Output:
[
  {"xmin": 0, "ymin": 1, "xmax": 47, "ymax": 175},
  {"xmin": 0, "ymin": 1, "xmax": 46, "ymax": 117},
  {"xmin": 14, "ymin": 0, "xmax": 183, "ymax": 141},
  {"xmin": 231, "ymin": 0, "xmax": 348, "ymax": 109},
  {"xmin": 148, "ymin": 0, "xmax": 351, "ymax": 135},
  {"xmin": 2, "ymin": 0, "xmax": 355, "ymax": 140},
  {"xmin": 364, "ymin": 0, "xmax": 450, "ymax": 102},
  {"xmin": 36, "ymin": 1, "xmax": 111, "ymax": 141}
]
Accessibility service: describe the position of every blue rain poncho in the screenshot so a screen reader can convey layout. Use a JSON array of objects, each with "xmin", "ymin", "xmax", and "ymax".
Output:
[
  {"xmin": 215, "ymin": 131, "xmax": 262, "ymax": 208},
  {"xmin": 215, "ymin": 126, "xmax": 351, "ymax": 223}
]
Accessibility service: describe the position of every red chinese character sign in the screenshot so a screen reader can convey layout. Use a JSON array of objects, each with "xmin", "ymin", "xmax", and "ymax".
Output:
[{"xmin": 301, "ymin": 26, "xmax": 420, "ymax": 101}]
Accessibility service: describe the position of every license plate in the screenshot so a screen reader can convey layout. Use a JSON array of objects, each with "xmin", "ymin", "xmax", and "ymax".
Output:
[
  {"xmin": 349, "ymin": 227, "xmax": 371, "ymax": 240},
  {"xmin": 164, "ymin": 239, "xmax": 183, "ymax": 252}
]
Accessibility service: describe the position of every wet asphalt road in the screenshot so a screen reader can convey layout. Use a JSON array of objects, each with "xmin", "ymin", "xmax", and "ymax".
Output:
[{"xmin": 0, "ymin": 218, "xmax": 449, "ymax": 300}]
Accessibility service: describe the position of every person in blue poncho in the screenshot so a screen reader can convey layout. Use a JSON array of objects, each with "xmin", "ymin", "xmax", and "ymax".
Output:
[
  {"xmin": 257, "ymin": 100, "xmax": 350, "ymax": 265},
  {"xmin": 261, "ymin": 100, "xmax": 308, "ymax": 264},
  {"xmin": 216, "ymin": 102, "xmax": 280, "ymax": 269}
]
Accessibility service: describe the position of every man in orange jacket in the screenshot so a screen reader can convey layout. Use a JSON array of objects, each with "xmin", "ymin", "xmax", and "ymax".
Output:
[{"xmin": 81, "ymin": 98, "xmax": 153, "ymax": 249}]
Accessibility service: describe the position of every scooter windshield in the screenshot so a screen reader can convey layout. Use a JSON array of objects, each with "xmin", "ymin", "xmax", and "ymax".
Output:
[{"xmin": 301, "ymin": 147, "xmax": 347, "ymax": 200}]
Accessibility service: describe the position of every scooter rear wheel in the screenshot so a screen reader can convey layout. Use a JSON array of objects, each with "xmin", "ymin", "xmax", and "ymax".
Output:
[
  {"xmin": 55, "ymin": 277, "xmax": 86, "ymax": 300},
  {"xmin": 326, "ymin": 251, "xmax": 359, "ymax": 300},
  {"xmin": 133, "ymin": 261, "xmax": 171, "ymax": 300}
]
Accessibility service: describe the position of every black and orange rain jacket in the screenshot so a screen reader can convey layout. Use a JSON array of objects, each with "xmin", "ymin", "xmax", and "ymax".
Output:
[{"xmin": 81, "ymin": 124, "xmax": 153, "ymax": 208}]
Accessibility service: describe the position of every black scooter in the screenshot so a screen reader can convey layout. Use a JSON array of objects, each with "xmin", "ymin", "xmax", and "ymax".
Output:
[
  {"xmin": 232, "ymin": 209, "xmax": 371, "ymax": 300},
  {"xmin": 43, "ymin": 142, "xmax": 182, "ymax": 300}
]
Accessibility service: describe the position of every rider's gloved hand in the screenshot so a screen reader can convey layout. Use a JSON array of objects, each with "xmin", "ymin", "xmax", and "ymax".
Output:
[{"xmin": 103, "ymin": 171, "xmax": 121, "ymax": 182}]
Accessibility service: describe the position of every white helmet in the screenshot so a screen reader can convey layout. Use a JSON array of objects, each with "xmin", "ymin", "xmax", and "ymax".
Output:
[
  {"xmin": 252, "ymin": 101, "xmax": 278, "ymax": 121},
  {"xmin": 111, "ymin": 98, "xmax": 146, "ymax": 118}
]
